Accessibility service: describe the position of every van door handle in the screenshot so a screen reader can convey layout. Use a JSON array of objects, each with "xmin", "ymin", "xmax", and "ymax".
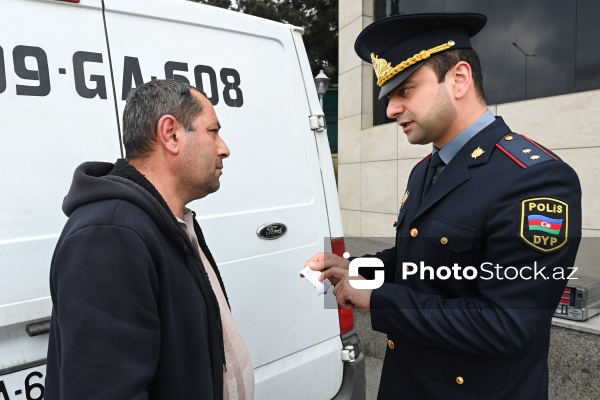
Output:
[{"xmin": 26, "ymin": 320, "xmax": 51, "ymax": 337}]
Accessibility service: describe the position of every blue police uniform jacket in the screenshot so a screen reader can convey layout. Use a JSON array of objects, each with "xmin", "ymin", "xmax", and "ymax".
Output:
[{"xmin": 368, "ymin": 117, "xmax": 582, "ymax": 400}]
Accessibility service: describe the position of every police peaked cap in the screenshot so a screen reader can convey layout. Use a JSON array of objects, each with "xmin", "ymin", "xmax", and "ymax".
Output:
[{"xmin": 355, "ymin": 13, "xmax": 487, "ymax": 99}]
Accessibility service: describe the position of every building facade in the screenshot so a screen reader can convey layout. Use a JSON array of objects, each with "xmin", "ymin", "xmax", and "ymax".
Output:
[{"xmin": 338, "ymin": 0, "xmax": 600, "ymax": 278}]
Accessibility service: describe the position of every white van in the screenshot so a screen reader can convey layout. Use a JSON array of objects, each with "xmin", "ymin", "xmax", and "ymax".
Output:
[{"xmin": 0, "ymin": 0, "xmax": 365, "ymax": 398}]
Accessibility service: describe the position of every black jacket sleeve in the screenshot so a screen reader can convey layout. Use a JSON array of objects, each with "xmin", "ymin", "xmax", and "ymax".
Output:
[{"xmin": 47, "ymin": 224, "xmax": 160, "ymax": 400}]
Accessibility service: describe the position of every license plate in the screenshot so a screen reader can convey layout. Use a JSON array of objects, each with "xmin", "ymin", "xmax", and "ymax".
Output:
[{"xmin": 0, "ymin": 364, "xmax": 45, "ymax": 400}]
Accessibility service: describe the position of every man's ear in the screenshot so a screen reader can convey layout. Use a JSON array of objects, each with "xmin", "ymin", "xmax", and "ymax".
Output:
[
  {"xmin": 451, "ymin": 61, "xmax": 472, "ymax": 100},
  {"xmin": 156, "ymin": 115, "xmax": 181, "ymax": 155}
]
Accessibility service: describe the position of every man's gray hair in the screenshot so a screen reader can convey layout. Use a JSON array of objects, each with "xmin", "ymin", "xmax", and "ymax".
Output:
[{"xmin": 123, "ymin": 79, "xmax": 203, "ymax": 159}]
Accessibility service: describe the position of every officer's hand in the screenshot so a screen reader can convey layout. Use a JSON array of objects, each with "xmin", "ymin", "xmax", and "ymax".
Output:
[
  {"xmin": 329, "ymin": 271, "xmax": 372, "ymax": 312},
  {"xmin": 306, "ymin": 252, "xmax": 350, "ymax": 272},
  {"xmin": 306, "ymin": 252, "xmax": 350, "ymax": 285}
]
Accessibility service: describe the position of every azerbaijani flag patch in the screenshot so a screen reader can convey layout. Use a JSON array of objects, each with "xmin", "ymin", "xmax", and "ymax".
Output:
[
  {"xmin": 520, "ymin": 197, "xmax": 568, "ymax": 252},
  {"xmin": 527, "ymin": 215, "xmax": 563, "ymax": 235}
]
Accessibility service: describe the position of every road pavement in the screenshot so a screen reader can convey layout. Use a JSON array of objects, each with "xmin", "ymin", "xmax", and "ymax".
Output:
[{"xmin": 365, "ymin": 356, "xmax": 383, "ymax": 400}]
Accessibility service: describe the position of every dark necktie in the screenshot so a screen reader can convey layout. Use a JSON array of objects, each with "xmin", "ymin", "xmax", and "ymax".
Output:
[{"xmin": 422, "ymin": 152, "xmax": 444, "ymax": 201}]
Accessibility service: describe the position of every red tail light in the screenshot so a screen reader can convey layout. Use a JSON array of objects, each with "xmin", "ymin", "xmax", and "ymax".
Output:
[
  {"xmin": 331, "ymin": 237, "xmax": 346, "ymax": 258},
  {"xmin": 331, "ymin": 237, "xmax": 354, "ymax": 334},
  {"xmin": 338, "ymin": 307, "xmax": 355, "ymax": 334}
]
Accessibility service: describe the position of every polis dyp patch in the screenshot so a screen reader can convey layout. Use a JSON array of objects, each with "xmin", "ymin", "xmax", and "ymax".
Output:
[{"xmin": 520, "ymin": 197, "xmax": 568, "ymax": 252}]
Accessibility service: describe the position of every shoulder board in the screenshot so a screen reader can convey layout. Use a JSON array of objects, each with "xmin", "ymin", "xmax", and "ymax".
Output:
[{"xmin": 495, "ymin": 133, "xmax": 558, "ymax": 168}]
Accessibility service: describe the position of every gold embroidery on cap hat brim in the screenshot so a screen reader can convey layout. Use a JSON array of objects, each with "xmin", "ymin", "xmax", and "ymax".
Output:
[{"xmin": 371, "ymin": 40, "xmax": 456, "ymax": 87}]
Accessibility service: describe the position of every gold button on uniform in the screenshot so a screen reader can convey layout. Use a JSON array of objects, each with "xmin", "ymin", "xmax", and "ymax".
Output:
[
  {"xmin": 387, "ymin": 339, "xmax": 395, "ymax": 350},
  {"xmin": 456, "ymin": 376, "xmax": 464, "ymax": 385},
  {"xmin": 504, "ymin": 135, "xmax": 513, "ymax": 141},
  {"xmin": 440, "ymin": 237, "xmax": 448, "ymax": 245},
  {"xmin": 410, "ymin": 228, "xmax": 418, "ymax": 237}
]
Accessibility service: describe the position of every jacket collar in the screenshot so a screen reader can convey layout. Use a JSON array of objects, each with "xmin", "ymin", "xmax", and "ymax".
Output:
[
  {"xmin": 414, "ymin": 117, "xmax": 511, "ymax": 219},
  {"xmin": 107, "ymin": 159, "xmax": 228, "ymax": 395}
]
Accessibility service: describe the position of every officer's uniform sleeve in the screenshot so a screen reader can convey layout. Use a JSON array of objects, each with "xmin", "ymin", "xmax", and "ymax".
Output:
[
  {"xmin": 47, "ymin": 224, "xmax": 160, "ymax": 399},
  {"xmin": 369, "ymin": 160, "xmax": 582, "ymax": 359}
]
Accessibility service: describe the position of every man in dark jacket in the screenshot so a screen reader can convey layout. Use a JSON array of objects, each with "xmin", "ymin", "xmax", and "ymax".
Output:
[
  {"xmin": 308, "ymin": 13, "xmax": 582, "ymax": 400},
  {"xmin": 45, "ymin": 80, "xmax": 254, "ymax": 399}
]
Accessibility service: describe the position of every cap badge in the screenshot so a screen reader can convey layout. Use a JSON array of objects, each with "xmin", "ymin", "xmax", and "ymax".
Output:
[
  {"xmin": 371, "ymin": 55, "xmax": 393, "ymax": 84},
  {"xmin": 371, "ymin": 40, "xmax": 455, "ymax": 87},
  {"xmin": 471, "ymin": 147, "xmax": 485, "ymax": 159}
]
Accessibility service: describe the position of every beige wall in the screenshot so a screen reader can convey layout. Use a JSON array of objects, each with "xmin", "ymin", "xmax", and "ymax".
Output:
[{"xmin": 338, "ymin": 0, "xmax": 600, "ymax": 278}]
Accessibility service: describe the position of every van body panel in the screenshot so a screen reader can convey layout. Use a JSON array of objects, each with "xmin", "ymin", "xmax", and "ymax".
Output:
[
  {"xmin": 0, "ymin": 322, "xmax": 48, "ymax": 375},
  {"xmin": 290, "ymin": 29, "xmax": 344, "ymax": 240},
  {"xmin": 105, "ymin": 0, "xmax": 341, "ymax": 366},
  {"xmin": 1, "ymin": 0, "xmax": 358, "ymax": 397},
  {"xmin": 102, "ymin": 2, "xmax": 343, "ymax": 394},
  {"xmin": 0, "ymin": 0, "xmax": 119, "ymax": 371},
  {"xmin": 254, "ymin": 337, "xmax": 344, "ymax": 400}
]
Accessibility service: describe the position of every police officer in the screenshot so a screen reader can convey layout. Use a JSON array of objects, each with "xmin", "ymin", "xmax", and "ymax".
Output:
[{"xmin": 307, "ymin": 12, "xmax": 582, "ymax": 400}]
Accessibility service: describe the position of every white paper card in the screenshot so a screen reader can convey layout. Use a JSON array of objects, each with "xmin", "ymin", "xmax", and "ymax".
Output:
[{"xmin": 299, "ymin": 265, "xmax": 331, "ymax": 296}]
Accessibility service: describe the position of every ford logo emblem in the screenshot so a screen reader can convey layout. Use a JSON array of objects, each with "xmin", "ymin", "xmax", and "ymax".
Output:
[{"xmin": 256, "ymin": 223, "xmax": 287, "ymax": 240}]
